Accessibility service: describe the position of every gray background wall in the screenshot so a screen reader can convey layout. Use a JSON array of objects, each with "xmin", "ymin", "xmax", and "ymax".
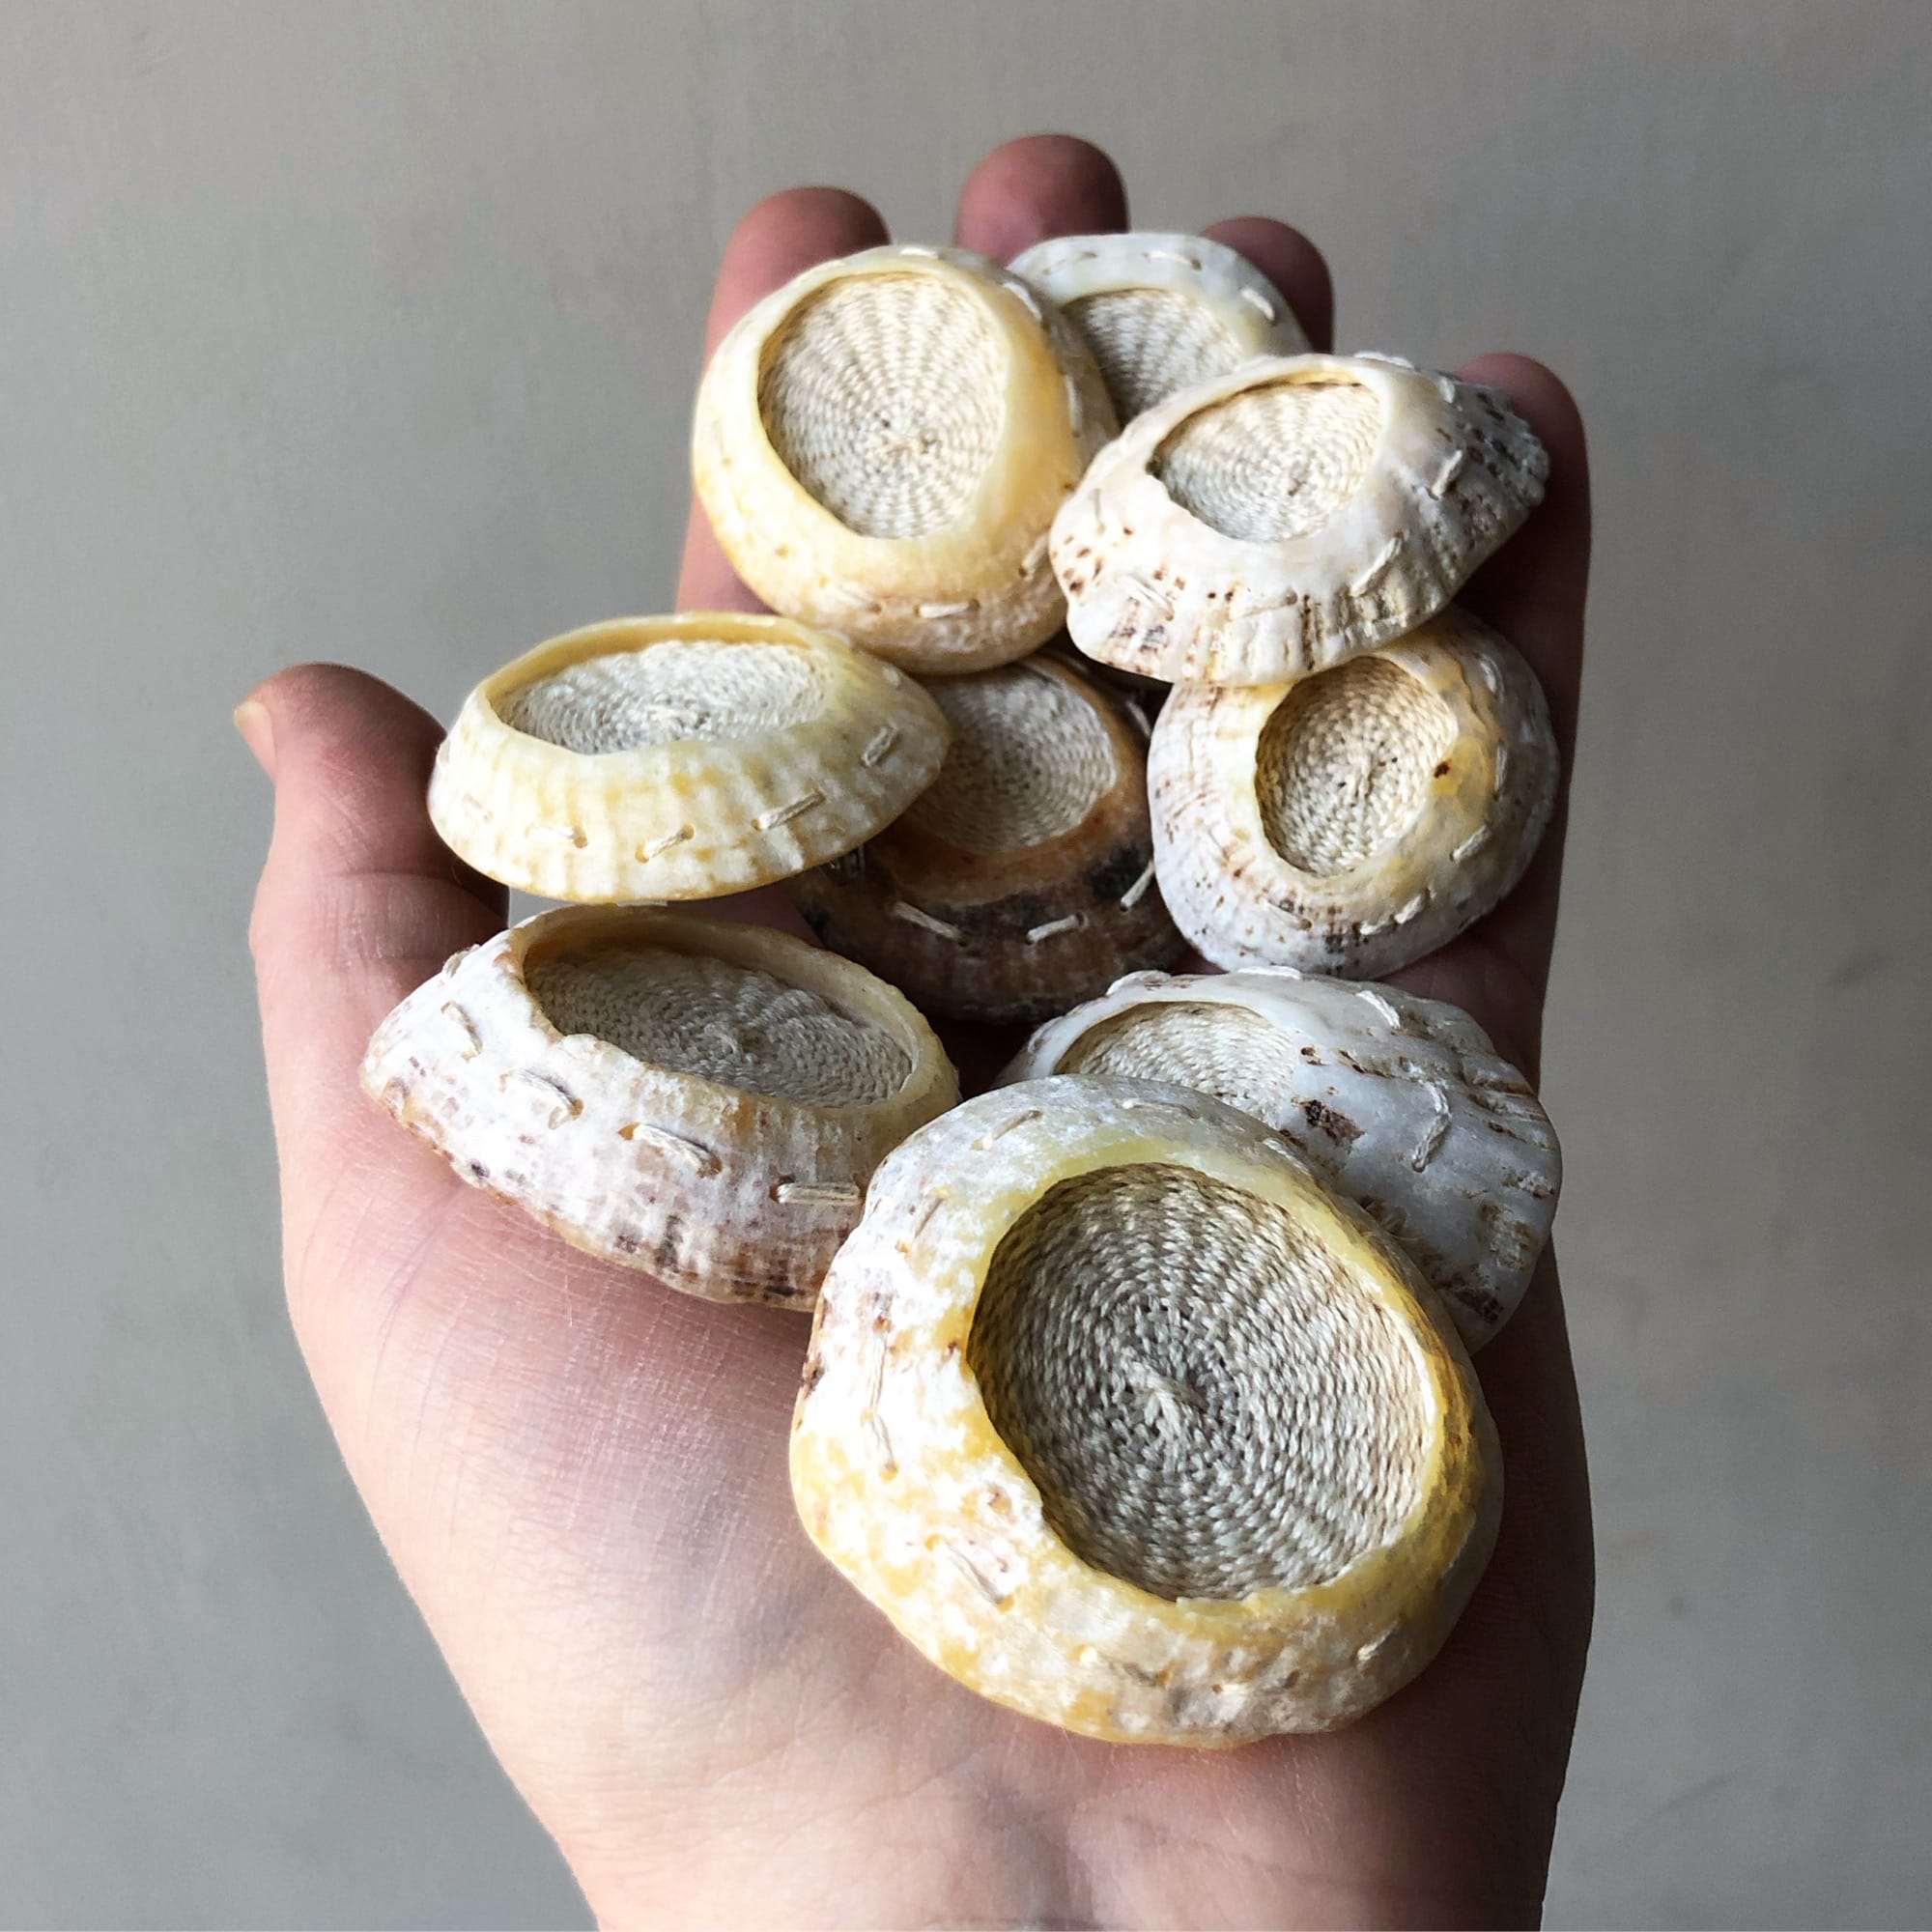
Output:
[{"xmin": 4, "ymin": 2, "xmax": 1928, "ymax": 1925}]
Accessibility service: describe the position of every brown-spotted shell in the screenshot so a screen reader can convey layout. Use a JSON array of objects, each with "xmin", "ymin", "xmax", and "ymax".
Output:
[
  {"xmin": 787, "ymin": 653, "xmax": 1185, "ymax": 1023},
  {"xmin": 790, "ymin": 1077, "xmax": 1500, "ymax": 1744},
  {"xmin": 1148, "ymin": 608, "xmax": 1558, "ymax": 977},
  {"xmin": 359, "ymin": 906, "xmax": 959, "ymax": 1306},
  {"xmin": 1051, "ymin": 353, "xmax": 1548, "ymax": 685},
  {"xmin": 1002, "ymin": 968, "xmax": 1559, "ymax": 1348}
]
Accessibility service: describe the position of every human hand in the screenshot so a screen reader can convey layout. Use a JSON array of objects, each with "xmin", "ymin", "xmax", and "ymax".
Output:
[{"xmin": 240, "ymin": 135, "xmax": 1591, "ymax": 1928}]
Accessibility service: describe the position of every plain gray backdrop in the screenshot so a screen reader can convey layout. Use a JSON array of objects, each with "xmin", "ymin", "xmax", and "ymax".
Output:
[{"xmin": 4, "ymin": 2, "xmax": 1929, "ymax": 1925}]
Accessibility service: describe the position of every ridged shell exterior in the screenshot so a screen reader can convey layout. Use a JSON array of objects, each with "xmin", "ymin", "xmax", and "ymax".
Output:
[
  {"xmin": 1009, "ymin": 231, "xmax": 1309, "ymax": 422},
  {"xmin": 1002, "ymin": 971, "xmax": 1559, "ymax": 1347},
  {"xmin": 359, "ymin": 907, "xmax": 959, "ymax": 1307},
  {"xmin": 1051, "ymin": 353, "xmax": 1548, "ymax": 685},
  {"xmin": 427, "ymin": 613, "xmax": 949, "ymax": 903},
  {"xmin": 1149, "ymin": 609, "xmax": 1558, "ymax": 977},
  {"xmin": 787, "ymin": 654, "xmax": 1185, "ymax": 1023},
  {"xmin": 790, "ymin": 1077, "xmax": 1500, "ymax": 1744},
  {"xmin": 692, "ymin": 245, "xmax": 1117, "ymax": 672}
]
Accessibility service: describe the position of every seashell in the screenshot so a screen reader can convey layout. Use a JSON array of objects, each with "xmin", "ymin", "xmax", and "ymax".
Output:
[
  {"xmin": 1051, "ymin": 353, "xmax": 1548, "ymax": 685},
  {"xmin": 790, "ymin": 1076, "xmax": 1500, "ymax": 1744},
  {"xmin": 1009, "ymin": 230, "xmax": 1309, "ymax": 423},
  {"xmin": 786, "ymin": 653, "xmax": 1185, "ymax": 1023},
  {"xmin": 1002, "ymin": 970, "xmax": 1559, "ymax": 1348},
  {"xmin": 692, "ymin": 244, "xmax": 1117, "ymax": 672},
  {"xmin": 427, "ymin": 613, "xmax": 948, "ymax": 903},
  {"xmin": 359, "ymin": 905, "xmax": 959, "ymax": 1306},
  {"xmin": 1148, "ymin": 608, "xmax": 1558, "ymax": 978}
]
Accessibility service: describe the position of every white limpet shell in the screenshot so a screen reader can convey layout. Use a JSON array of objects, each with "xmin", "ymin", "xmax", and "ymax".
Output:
[
  {"xmin": 787, "ymin": 653, "xmax": 1184, "ymax": 1024},
  {"xmin": 692, "ymin": 244, "xmax": 1117, "ymax": 672},
  {"xmin": 1148, "ymin": 608, "xmax": 1559, "ymax": 978},
  {"xmin": 1009, "ymin": 231, "xmax": 1309, "ymax": 423},
  {"xmin": 791, "ymin": 1077, "xmax": 1499, "ymax": 1744},
  {"xmin": 359, "ymin": 906, "xmax": 959, "ymax": 1307},
  {"xmin": 427, "ymin": 613, "xmax": 949, "ymax": 903},
  {"xmin": 1002, "ymin": 971, "xmax": 1559, "ymax": 1348},
  {"xmin": 1051, "ymin": 352, "xmax": 1548, "ymax": 685}
]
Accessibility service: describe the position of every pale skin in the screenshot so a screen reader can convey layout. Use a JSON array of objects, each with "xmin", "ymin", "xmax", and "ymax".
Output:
[{"xmin": 239, "ymin": 137, "xmax": 1593, "ymax": 1928}]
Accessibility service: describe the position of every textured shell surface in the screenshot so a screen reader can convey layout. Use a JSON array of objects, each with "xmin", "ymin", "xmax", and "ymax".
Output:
[
  {"xmin": 428, "ymin": 612, "xmax": 949, "ymax": 903},
  {"xmin": 1148, "ymin": 607, "xmax": 1559, "ymax": 978},
  {"xmin": 787, "ymin": 651, "xmax": 1184, "ymax": 1023},
  {"xmin": 359, "ymin": 905, "xmax": 959, "ymax": 1307},
  {"xmin": 692, "ymin": 244, "xmax": 1118, "ymax": 672},
  {"xmin": 790, "ymin": 1076, "xmax": 1500, "ymax": 1745},
  {"xmin": 1051, "ymin": 353, "xmax": 1548, "ymax": 686},
  {"xmin": 1002, "ymin": 970, "xmax": 1558, "ymax": 1348},
  {"xmin": 1008, "ymin": 231, "xmax": 1309, "ymax": 423}
]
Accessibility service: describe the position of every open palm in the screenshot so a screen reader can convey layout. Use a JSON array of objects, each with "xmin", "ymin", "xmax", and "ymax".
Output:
[{"xmin": 242, "ymin": 137, "xmax": 1592, "ymax": 1928}]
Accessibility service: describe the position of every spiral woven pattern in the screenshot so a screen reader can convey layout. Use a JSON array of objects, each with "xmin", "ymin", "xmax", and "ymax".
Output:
[
  {"xmin": 1155, "ymin": 378, "xmax": 1381, "ymax": 544},
  {"xmin": 968, "ymin": 1164, "xmax": 1429, "ymax": 1601},
  {"xmin": 757, "ymin": 273, "xmax": 1006, "ymax": 539},
  {"xmin": 1256, "ymin": 658, "xmax": 1458, "ymax": 875},
  {"xmin": 527, "ymin": 944, "xmax": 908, "ymax": 1106},
  {"xmin": 499, "ymin": 641, "xmax": 822, "ymax": 753},
  {"xmin": 904, "ymin": 665, "xmax": 1117, "ymax": 853},
  {"xmin": 1065, "ymin": 289, "xmax": 1243, "ymax": 421}
]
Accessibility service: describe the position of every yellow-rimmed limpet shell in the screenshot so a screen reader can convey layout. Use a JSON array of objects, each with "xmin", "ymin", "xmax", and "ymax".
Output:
[
  {"xmin": 787, "ymin": 653, "xmax": 1184, "ymax": 1023},
  {"xmin": 359, "ymin": 906, "xmax": 959, "ymax": 1306},
  {"xmin": 1148, "ymin": 608, "xmax": 1558, "ymax": 977},
  {"xmin": 790, "ymin": 1077, "xmax": 1500, "ymax": 1743},
  {"xmin": 1051, "ymin": 353, "xmax": 1548, "ymax": 685},
  {"xmin": 1009, "ymin": 230, "xmax": 1309, "ymax": 423},
  {"xmin": 1003, "ymin": 969, "xmax": 1559, "ymax": 1348},
  {"xmin": 427, "ymin": 612, "xmax": 948, "ymax": 902},
  {"xmin": 692, "ymin": 244, "xmax": 1117, "ymax": 672}
]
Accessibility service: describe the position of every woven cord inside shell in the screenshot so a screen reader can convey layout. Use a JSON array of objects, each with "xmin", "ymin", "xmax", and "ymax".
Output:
[
  {"xmin": 499, "ymin": 641, "xmax": 822, "ymax": 753},
  {"xmin": 1155, "ymin": 378, "xmax": 1381, "ymax": 543},
  {"xmin": 904, "ymin": 665, "xmax": 1117, "ymax": 853},
  {"xmin": 1065, "ymin": 288, "xmax": 1244, "ymax": 422},
  {"xmin": 1256, "ymin": 658, "xmax": 1458, "ymax": 875},
  {"xmin": 758, "ymin": 273, "xmax": 1006, "ymax": 539},
  {"xmin": 968, "ymin": 1164, "xmax": 1428, "ymax": 1600},
  {"xmin": 526, "ymin": 944, "xmax": 907, "ymax": 1106}
]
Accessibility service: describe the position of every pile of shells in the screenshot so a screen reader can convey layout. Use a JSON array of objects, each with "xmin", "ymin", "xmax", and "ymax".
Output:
[{"xmin": 363, "ymin": 237, "xmax": 1562, "ymax": 1746}]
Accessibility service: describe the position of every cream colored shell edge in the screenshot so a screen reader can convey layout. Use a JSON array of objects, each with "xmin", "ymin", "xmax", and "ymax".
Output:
[
  {"xmin": 693, "ymin": 244, "xmax": 1118, "ymax": 671},
  {"xmin": 1050, "ymin": 353, "xmax": 1548, "ymax": 685},
  {"xmin": 359, "ymin": 906, "xmax": 960, "ymax": 1306},
  {"xmin": 427, "ymin": 612, "xmax": 950, "ymax": 902},
  {"xmin": 1001, "ymin": 969, "xmax": 1558, "ymax": 1347},
  {"xmin": 790, "ymin": 1076, "xmax": 1500, "ymax": 1744}
]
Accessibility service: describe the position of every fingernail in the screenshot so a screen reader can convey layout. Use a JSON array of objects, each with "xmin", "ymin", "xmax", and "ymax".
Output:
[{"xmin": 233, "ymin": 697, "xmax": 275, "ymax": 777}]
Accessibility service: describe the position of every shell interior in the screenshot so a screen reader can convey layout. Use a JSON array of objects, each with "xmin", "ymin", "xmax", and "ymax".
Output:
[
  {"xmin": 1065, "ymin": 288, "xmax": 1244, "ymax": 422},
  {"xmin": 1256, "ymin": 657, "xmax": 1458, "ymax": 875},
  {"xmin": 967, "ymin": 1163, "xmax": 1429, "ymax": 1601},
  {"xmin": 903, "ymin": 665, "xmax": 1117, "ymax": 853},
  {"xmin": 1154, "ymin": 376, "xmax": 1382, "ymax": 543},
  {"xmin": 757, "ymin": 272, "xmax": 1006, "ymax": 539},
  {"xmin": 526, "ymin": 941, "xmax": 909, "ymax": 1107},
  {"xmin": 498, "ymin": 639, "xmax": 823, "ymax": 753}
]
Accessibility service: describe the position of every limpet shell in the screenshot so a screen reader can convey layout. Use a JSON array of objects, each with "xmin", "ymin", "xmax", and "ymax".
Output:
[
  {"xmin": 427, "ymin": 613, "xmax": 948, "ymax": 903},
  {"xmin": 1051, "ymin": 352, "xmax": 1548, "ymax": 685},
  {"xmin": 1003, "ymin": 969, "xmax": 1559, "ymax": 1348},
  {"xmin": 1148, "ymin": 608, "xmax": 1558, "ymax": 977},
  {"xmin": 359, "ymin": 906, "xmax": 959, "ymax": 1306},
  {"xmin": 692, "ymin": 244, "xmax": 1117, "ymax": 672},
  {"xmin": 1009, "ymin": 230, "xmax": 1309, "ymax": 423},
  {"xmin": 790, "ymin": 1077, "xmax": 1500, "ymax": 1744},
  {"xmin": 787, "ymin": 653, "xmax": 1185, "ymax": 1023}
]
